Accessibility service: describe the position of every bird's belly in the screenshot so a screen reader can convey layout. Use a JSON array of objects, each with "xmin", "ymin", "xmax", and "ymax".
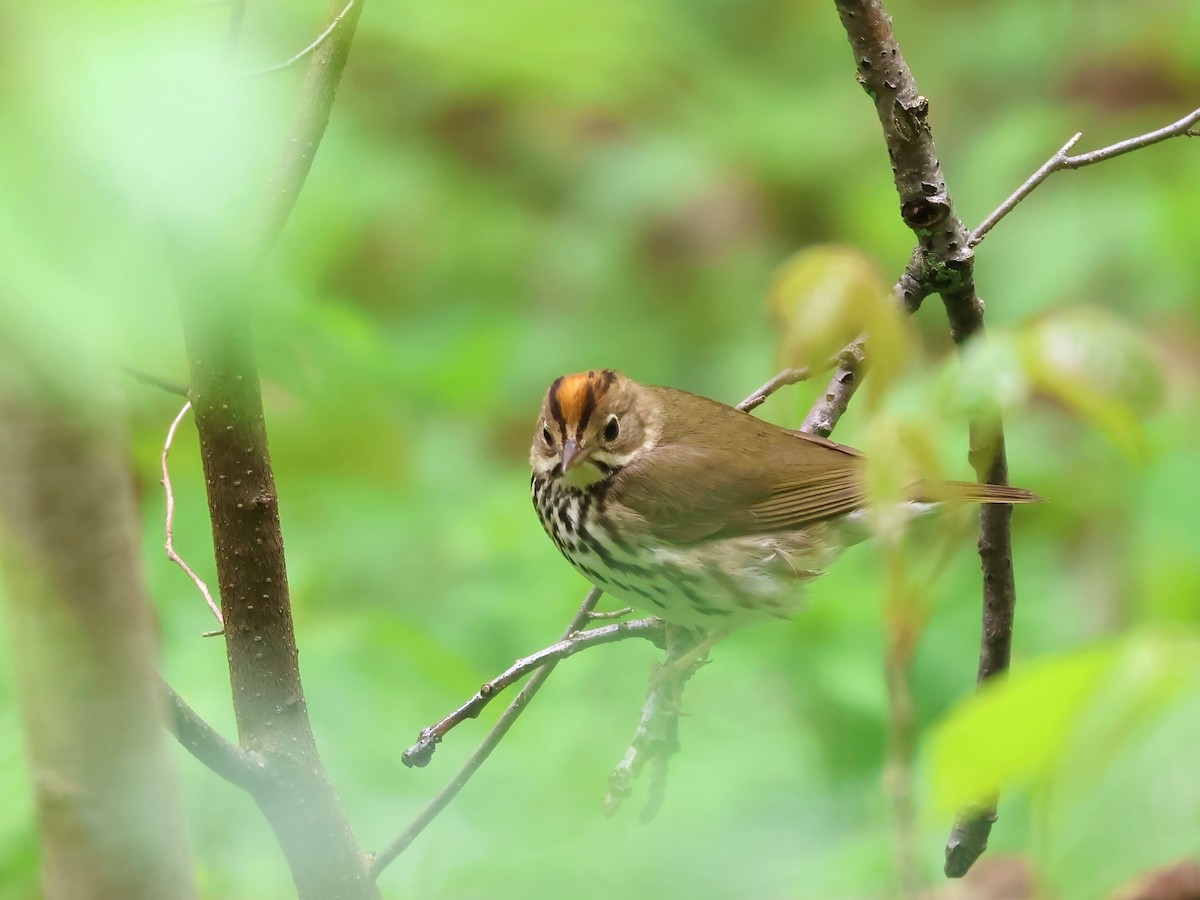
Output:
[
  {"xmin": 565, "ymin": 527, "xmax": 846, "ymax": 628},
  {"xmin": 532, "ymin": 474, "xmax": 846, "ymax": 627}
]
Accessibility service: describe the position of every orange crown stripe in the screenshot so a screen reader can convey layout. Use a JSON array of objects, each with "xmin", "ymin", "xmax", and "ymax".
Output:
[{"xmin": 550, "ymin": 370, "xmax": 616, "ymax": 424}]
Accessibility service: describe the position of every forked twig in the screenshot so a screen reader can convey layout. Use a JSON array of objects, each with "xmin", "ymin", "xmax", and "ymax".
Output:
[
  {"xmin": 970, "ymin": 105, "xmax": 1200, "ymax": 247},
  {"xmin": 371, "ymin": 588, "xmax": 606, "ymax": 877},
  {"xmin": 162, "ymin": 401, "xmax": 223, "ymax": 632},
  {"xmin": 401, "ymin": 616, "xmax": 666, "ymax": 768}
]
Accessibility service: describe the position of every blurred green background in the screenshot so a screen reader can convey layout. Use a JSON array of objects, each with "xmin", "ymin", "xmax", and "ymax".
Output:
[{"xmin": 1, "ymin": 0, "xmax": 1199, "ymax": 897}]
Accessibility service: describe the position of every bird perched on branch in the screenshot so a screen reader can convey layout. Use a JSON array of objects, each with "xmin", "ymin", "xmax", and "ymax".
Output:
[{"xmin": 530, "ymin": 369, "xmax": 1038, "ymax": 628}]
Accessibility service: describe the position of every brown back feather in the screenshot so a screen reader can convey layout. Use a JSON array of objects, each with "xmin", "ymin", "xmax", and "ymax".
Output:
[{"xmin": 610, "ymin": 386, "xmax": 868, "ymax": 543}]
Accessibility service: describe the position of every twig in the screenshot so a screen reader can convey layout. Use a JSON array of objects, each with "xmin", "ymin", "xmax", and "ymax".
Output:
[
  {"xmin": 801, "ymin": 250, "xmax": 930, "ymax": 436},
  {"xmin": 738, "ymin": 367, "xmax": 813, "ymax": 414},
  {"xmin": 257, "ymin": 0, "xmax": 367, "ymax": 251},
  {"xmin": 401, "ymin": 616, "xmax": 666, "ymax": 768},
  {"xmin": 587, "ymin": 607, "xmax": 634, "ymax": 620},
  {"xmin": 244, "ymin": 0, "xmax": 357, "ymax": 76},
  {"xmin": 970, "ymin": 105, "xmax": 1200, "ymax": 247},
  {"xmin": 162, "ymin": 680, "xmax": 266, "ymax": 791},
  {"xmin": 121, "ymin": 366, "xmax": 189, "ymax": 398},
  {"xmin": 371, "ymin": 588, "xmax": 605, "ymax": 878},
  {"xmin": 941, "ymin": 433, "xmax": 1015, "ymax": 877},
  {"xmin": 161, "ymin": 401, "xmax": 223, "ymax": 632},
  {"xmin": 801, "ymin": 345, "xmax": 863, "ymax": 437}
]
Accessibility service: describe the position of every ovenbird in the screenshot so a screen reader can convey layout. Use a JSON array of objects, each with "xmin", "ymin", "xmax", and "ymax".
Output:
[{"xmin": 530, "ymin": 370, "xmax": 1039, "ymax": 627}]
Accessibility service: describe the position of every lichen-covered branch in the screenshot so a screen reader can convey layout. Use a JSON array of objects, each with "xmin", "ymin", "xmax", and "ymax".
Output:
[
  {"xmin": 802, "ymin": 249, "xmax": 930, "ymax": 436},
  {"xmin": 831, "ymin": 0, "xmax": 1017, "ymax": 879}
]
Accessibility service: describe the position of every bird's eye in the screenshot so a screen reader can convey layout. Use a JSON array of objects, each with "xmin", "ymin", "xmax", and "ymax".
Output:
[
  {"xmin": 542, "ymin": 426, "xmax": 553, "ymax": 445},
  {"xmin": 603, "ymin": 415, "xmax": 620, "ymax": 442}
]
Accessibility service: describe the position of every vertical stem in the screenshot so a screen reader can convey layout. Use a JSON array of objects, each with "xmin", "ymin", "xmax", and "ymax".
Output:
[
  {"xmin": 829, "ymin": 0, "xmax": 1022, "ymax": 878},
  {"xmin": 180, "ymin": 290, "xmax": 378, "ymax": 900},
  {"xmin": 174, "ymin": 0, "xmax": 374, "ymax": 893}
]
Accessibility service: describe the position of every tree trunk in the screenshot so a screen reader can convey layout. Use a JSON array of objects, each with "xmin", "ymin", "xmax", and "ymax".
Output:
[{"xmin": 0, "ymin": 386, "xmax": 197, "ymax": 899}]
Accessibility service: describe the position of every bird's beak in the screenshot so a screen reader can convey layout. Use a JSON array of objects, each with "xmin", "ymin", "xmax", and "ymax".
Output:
[{"xmin": 561, "ymin": 437, "xmax": 581, "ymax": 471}]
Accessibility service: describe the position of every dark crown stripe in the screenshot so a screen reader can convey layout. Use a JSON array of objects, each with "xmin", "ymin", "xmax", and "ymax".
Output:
[{"xmin": 546, "ymin": 377, "xmax": 566, "ymax": 431}]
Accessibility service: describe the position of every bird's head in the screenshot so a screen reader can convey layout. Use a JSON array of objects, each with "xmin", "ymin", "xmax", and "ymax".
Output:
[{"xmin": 531, "ymin": 369, "xmax": 660, "ymax": 488}]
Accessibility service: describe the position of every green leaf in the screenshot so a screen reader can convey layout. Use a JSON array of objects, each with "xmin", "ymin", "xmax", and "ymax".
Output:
[
  {"xmin": 929, "ymin": 644, "xmax": 1116, "ymax": 812},
  {"xmin": 929, "ymin": 632, "xmax": 1200, "ymax": 815}
]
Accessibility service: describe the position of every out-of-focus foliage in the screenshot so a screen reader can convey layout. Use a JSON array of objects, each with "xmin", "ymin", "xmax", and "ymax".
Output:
[
  {"xmin": 931, "ymin": 632, "xmax": 1200, "ymax": 899},
  {"xmin": 770, "ymin": 244, "xmax": 915, "ymax": 410},
  {"xmin": 1, "ymin": 0, "xmax": 1199, "ymax": 897},
  {"xmin": 947, "ymin": 307, "xmax": 1167, "ymax": 460}
]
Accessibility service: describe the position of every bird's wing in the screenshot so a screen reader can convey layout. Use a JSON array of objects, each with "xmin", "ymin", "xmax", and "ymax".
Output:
[{"xmin": 609, "ymin": 431, "xmax": 867, "ymax": 544}]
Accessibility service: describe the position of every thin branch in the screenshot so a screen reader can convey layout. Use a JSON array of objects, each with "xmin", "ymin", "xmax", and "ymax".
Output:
[
  {"xmin": 257, "ymin": 0, "xmax": 366, "ymax": 251},
  {"xmin": 371, "ymin": 588, "xmax": 606, "ymax": 878},
  {"xmin": 587, "ymin": 607, "xmax": 634, "ymax": 620},
  {"xmin": 801, "ymin": 342, "xmax": 866, "ymax": 437},
  {"xmin": 401, "ymin": 616, "xmax": 666, "ymax": 768},
  {"xmin": 244, "ymin": 0, "xmax": 357, "ymax": 76},
  {"xmin": 969, "ymin": 133, "xmax": 1081, "ymax": 249},
  {"xmin": 738, "ymin": 367, "xmax": 813, "ymax": 414},
  {"xmin": 802, "ymin": 250, "xmax": 930, "ymax": 436},
  {"xmin": 162, "ymin": 680, "xmax": 266, "ymax": 791},
  {"xmin": 161, "ymin": 401, "xmax": 223, "ymax": 632},
  {"xmin": 121, "ymin": 366, "xmax": 189, "ymax": 397},
  {"xmin": 970, "ymin": 105, "xmax": 1200, "ymax": 247}
]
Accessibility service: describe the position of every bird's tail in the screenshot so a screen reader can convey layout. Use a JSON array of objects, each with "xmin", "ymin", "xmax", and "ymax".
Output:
[{"xmin": 907, "ymin": 479, "xmax": 1043, "ymax": 505}]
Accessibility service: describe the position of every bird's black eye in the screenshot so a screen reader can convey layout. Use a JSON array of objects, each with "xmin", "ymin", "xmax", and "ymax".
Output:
[
  {"xmin": 542, "ymin": 426, "xmax": 553, "ymax": 445},
  {"xmin": 603, "ymin": 415, "xmax": 619, "ymax": 442}
]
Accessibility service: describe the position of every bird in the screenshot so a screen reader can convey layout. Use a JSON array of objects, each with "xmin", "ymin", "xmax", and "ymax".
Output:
[{"xmin": 530, "ymin": 369, "xmax": 1039, "ymax": 628}]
